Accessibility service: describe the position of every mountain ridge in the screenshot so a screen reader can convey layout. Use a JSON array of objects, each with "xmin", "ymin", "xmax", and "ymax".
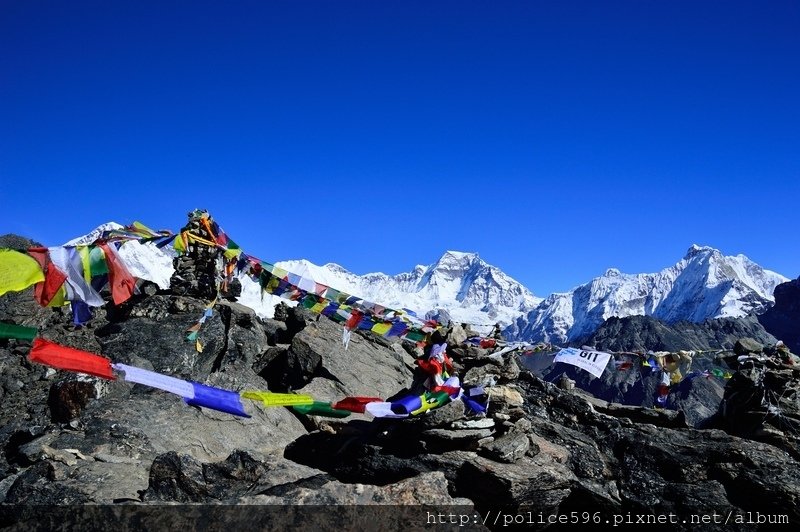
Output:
[{"xmin": 507, "ymin": 244, "xmax": 788, "ymax": 343}]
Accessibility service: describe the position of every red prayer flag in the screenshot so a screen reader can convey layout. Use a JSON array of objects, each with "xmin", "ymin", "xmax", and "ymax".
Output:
[
  {"xmin": 345, "ymin": 310, "xmax": 363, "ymax": 331},
  {"xmin": 332, "ymin": 396, "xmax": 383, "ymax": 413},
  {"xmin": 29, "ymin": 338, "xmax": 115, "ymax": 380},
  {"xmin": 27, "ymin": 248, "xmax": 68, "ymax": 306},
  {"xmin": 97, "ymin": 242, "xmax": 136, "ymax": 305},
  {"xmin": 431, "ymin": 385, "xmax": 461, "ymax": 396},
  {"xmin": 416, "ymin": 358, "xmax": 444, "ymax": 376}
]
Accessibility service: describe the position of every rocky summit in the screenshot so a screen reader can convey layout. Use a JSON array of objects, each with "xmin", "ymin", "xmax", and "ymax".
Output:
[{"xmin": 1, "ymin": 280, "xmax": 800, "ymax": 530}]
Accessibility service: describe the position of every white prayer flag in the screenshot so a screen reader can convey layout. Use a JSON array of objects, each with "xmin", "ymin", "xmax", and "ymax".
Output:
[
  {"xmin": 553, "ymin": 347, "xmax": 612, "ymax": 378},
  {"xmin": 112, "ymin": 363, "xmax": 195, "ymax": 398}
]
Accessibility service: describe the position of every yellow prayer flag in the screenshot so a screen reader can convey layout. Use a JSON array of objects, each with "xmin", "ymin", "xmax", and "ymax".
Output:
[
  {"xmin": 371, "ymin": 322, "xmax": 392, "ymax": 336},
  {"xmin": 173, "ymin": 232, "xmax": 187, "ymax": 254},
  {"xmin": 46, "ymin": 286, "xmax": 67, "ymax": 307},
  {"xmin": 223, "ymin": 248, "xmax": 242, "ymax": 260},
  {"xmin": 0, "ymin": 249, "xmax": 45, "ymax": 296},
  {"xmin": 79, "ymin": 247, "xmax": 92, "ymax": 283},
  {"xmin": 132, "ymin": 221, "xmax": 155, "ymax": 234},
  {"xmin": 241, "ymin": 391, "xmax": 314, "ymax": 407}
]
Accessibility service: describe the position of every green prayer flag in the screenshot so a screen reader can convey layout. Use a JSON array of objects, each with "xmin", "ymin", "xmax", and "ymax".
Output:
[
  {"xmin": 0, "ymin": 322, "xmax": 37, "ymax": 340},
  {"xmin": 292, "ymin": 401, "xmax": 352, "ymax": 418}
]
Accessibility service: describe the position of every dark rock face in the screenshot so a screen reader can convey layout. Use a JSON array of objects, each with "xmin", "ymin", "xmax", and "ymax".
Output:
[
  {"xmin": 759, "ymin": 276, "xmax": 800, "ymax": 354},
  {"xmin": 48, "ymin": 381, "xmax": 97, "ymax": 422},
  {"xmin": 582, "ymin": 314, "xmax": 777, "ymax": 352},
  {"xmin": 667, "ymin": 374, "xmax": 725, "ymax": 428},
  {"xmin": 0, "ymin": 234, "xmax": 40, "ymax": 250}
]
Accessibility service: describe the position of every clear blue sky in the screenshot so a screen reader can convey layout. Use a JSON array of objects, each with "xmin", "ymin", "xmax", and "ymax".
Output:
[{"xmin": 1, "ymin": 1, "xmax": 798, "ymax": 295}]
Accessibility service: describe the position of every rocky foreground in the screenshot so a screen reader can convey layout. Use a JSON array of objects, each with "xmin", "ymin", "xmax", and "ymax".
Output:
[{"xmin": 1, "ymin": 285, "xmax": 799, "ymax": 530}]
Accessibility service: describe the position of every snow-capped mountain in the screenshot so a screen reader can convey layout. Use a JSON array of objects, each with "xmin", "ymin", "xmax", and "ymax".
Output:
[
  {"xmin": 267, "ymin": 251, "xmax": 543, "ymax": 328},
  {"xmin": 68, "ymin": 224, "xmax": 541, "ymax": 330},
  {"xmin": 507, "ymin": 245, "xmax": 789, "ymax": 344}
]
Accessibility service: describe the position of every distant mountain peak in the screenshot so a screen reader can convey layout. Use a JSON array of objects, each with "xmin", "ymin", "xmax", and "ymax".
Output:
[
  {"xmin": 435, "ymin": 250, "xmax": 481, "ymax": 267},
  {"xmin": 442, "ymin": 250, "xmax": 479, "ymax": 259},
  {"xmin": 63, "ymin": 222, "xmax": 124, "ymax": 246},
  {"xmin": 508, "ymin": 246, "xmax": 789, "ymax": 344},
  {"xmin": 685, "ymin": 244, "xmax": 717, "ymax": 258}
]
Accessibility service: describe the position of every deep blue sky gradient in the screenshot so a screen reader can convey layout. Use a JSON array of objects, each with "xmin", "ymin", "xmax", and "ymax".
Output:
[{"xmin": 1, "ymin": 1, "xmax": 798, "ymax": 295}]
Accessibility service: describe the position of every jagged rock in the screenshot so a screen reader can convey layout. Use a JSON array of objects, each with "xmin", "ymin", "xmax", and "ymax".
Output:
[
  {"xmin": 452, "ymin": 418, "xmax": 495, "ymax": 430},
  {"xmin": 95, "ymin": 295, "xmax": 227, "ymax": 379},
  {"xmin": 242, "ymin": 471, "xmax": 474, "ymax": 507},
  {"xmin": 734, "ymin": 338, "xmax": 765, "ymax": 356},
  {"xmin": 667, "ymin": 373, "xmax": 725, "ymax": 428},
  {"xmin": 278, "ymin": 332, "xmax": 323, "ymax": 391},
  {"xmin": 575, "ymin": 393, "xmax": 686, "ymax": 428},
  {"xmin": 463, "ymin": 356, "xmax": 520, "ymax": 385},
  {"xmin": 720, "ymin": 359, "xmax": 800, "ymax": 455},
  {"xmin": 479, "ymin": 431, "xmax": 530, "ymax": 463},
  {"xmin": 421, "ymin": 428, "xmax": 493, "ymax": 444},
  {"xmin": 252, "ymin": 345, "xmax": 289, "ymax": 377},
  {"xmin": 759, "ymin": 276, "xmax": 800, "ymax": 354},
  {"xmin": 3, "ymin": 461, "xmax": 90, "ymax": 504},
  {"xmin": 284, "ymin": 305, "xmax": 310, "ymax": 338},
  {"xmin": 39, "ymin": 445, "xmax": 80, "ymax": 466},
  {"xmin": 488, "ymin": 385, "xmax": 524, "ymax": 412},
  {"xmin": 411, "ymin": 400, "xmax": 466, "ymax": 429},
  {"xmin": 445, "ymin": 323, "xmax": 468, "ymax": 346},
  {"xmin": 260, "ymin": 318, "xmax": 289, "ymax": 345},
  {"xmin": 17, "ymin": 433, "xmax": 59, "ymax": 465},
  {"xmin": 48, "ymin": 380, "xmax": 97, "ymax": 422},
  {"xmin": 448, "ymin": 344, "xmax": 489, "ymax": 361},
  {"xmin": 273, "ymin": 301, "xmax": 290, "ymax": 321},
  {"xmin": 214, "ymin": 301, "xmax": 270, "ymax": 369},
  {"xmin": 3, "ymin": 232, "xmax": 800, "ymax": 525},
  {"xmin": 292, "ymin": 317, "xmax": 411, "ymax": 401},
  {"xmin": 457, "ymin": 455, "xmax": 573, "ymax": 510},
  {"xmin": 142, "ymin": 449, "xmax": 330, "ymax": 502}
]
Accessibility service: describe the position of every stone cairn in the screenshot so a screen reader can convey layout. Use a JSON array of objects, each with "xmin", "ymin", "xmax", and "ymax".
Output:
[{"xmin": 169, "ymin": 210, "xmax": 221, "ymax": 300}]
